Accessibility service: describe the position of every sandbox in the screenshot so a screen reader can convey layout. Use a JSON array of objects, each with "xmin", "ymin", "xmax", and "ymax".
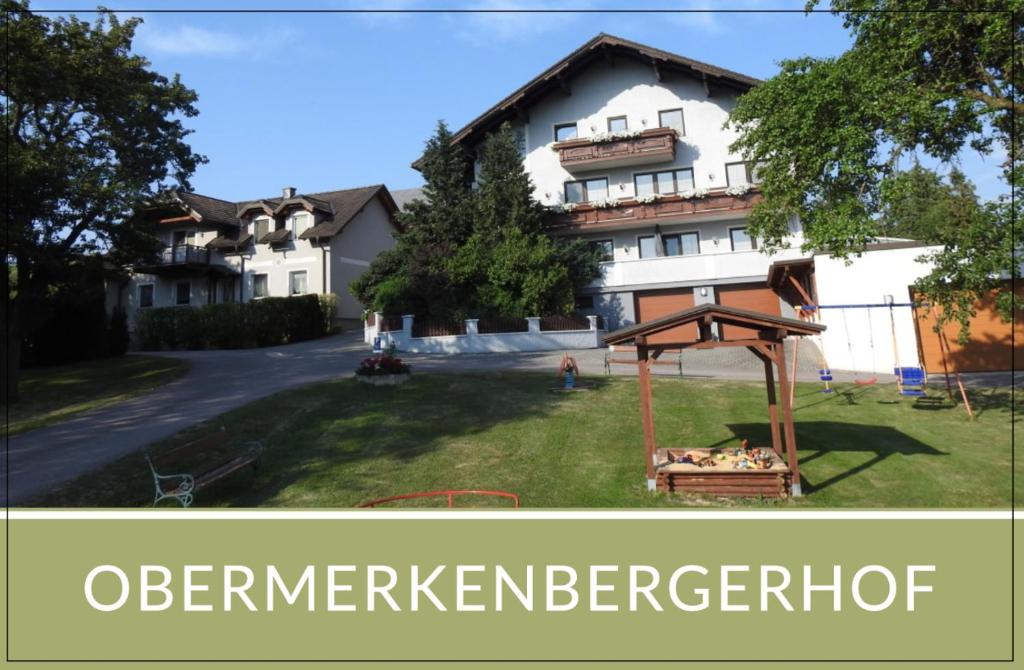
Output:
[{"xmin": 655, "ymin": 447, "xmax": 792, "ymax": 498}]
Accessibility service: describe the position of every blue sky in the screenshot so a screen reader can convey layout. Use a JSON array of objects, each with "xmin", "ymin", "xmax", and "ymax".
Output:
[{"xmin": 36, "ymin": 1, "xmax": 1008, "ymax": 202}]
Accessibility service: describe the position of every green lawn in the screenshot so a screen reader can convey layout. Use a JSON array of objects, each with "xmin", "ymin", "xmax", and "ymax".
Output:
[
  {"xmin": 9, "ymin": 355, "xmax": 189, "ymax": 435},
  {"xmin": 35, "ymin": 371, "xmax": 1018, "ymax": 508}
]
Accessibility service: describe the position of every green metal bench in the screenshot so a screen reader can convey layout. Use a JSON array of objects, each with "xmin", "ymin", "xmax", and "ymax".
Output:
[{"xmin": 145, "ymin": 430, "xmax": 263, "ymax": 508}]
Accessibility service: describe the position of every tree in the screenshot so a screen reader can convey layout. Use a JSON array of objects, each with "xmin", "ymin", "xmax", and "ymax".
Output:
[
  {"xmin": 351, "ymin": 120, "xmax": 476, "ymax": 317},
  {"xmin": 3, "ymin": 2, "xmax": 205, "ymax": 401},
  {"xmin": 879, "ymin": 165, "xmax": 984, "ymax": 243},
  {"xmin": 727, "ymin": 1, "xmax": 1022, "ymax": 336},
  {"xmin": 353, "ymin": 122, "xmax": 602, "ymax": 320}
]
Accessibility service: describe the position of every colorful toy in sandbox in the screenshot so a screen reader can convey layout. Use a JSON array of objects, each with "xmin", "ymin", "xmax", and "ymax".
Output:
[{"xmin": 656, "ymin": 438, "xmax": 792, "ymax": 498}]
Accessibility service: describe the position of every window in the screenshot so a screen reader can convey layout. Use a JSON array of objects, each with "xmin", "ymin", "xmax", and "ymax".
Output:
[
  {"xmin": 289, "ymin": 270, "xmax": 308, "ymax": 296},
  {"xmin": 635, "ymin": 173, "xmax": 655, "ymax": 197},
  {"xmin": 292, "ymin": 212, "xmax": 311, "ymax": 240},
  {"xmin": 729, "ymin": 226, "xmax": 757, "ymax": 252},
  {"xmin": 253, "ymin": 273, "xmax": 269, "ymax": 299},
  {"xmin": 634, "ymin": 168, "xmax": 695, "ymax": 196},
  {"xmin": 254, "ymin": 217, "xmax": 271, "ymax": 241},
  {"xmin": 138, "ymin": 284, "xmax": 154, "ymax": 308},
  {"xmin": 175, "ymin": 281, "xmax": 191, "ymax": 306},
  {"xmin": 588, "ymin": 239, "xmax": 614, "ymax": 261},
  {"xmin": 638, "ymin": 235, "xmax": 658, "ymax": 259},
  {"xmin": 658, "ymin": 108, "xmax": 685, "ymax": 135},
  {"xmin": 662, "ymin": 232, "xmax": 700, "ymax": 256},
  {"xmin": 607, "ymin": 116, "xmax": 628, "ymax": 133},
  {"xmin": 554, "ymin": 123, "xmax": 578, "ymax": 142},
  {"xmin": 574, "ymin": 295, "xmax": 595, "ymax": 310},
  {"xmin": 564, "ymin": 178, "xmax": 609, "ymax": 204},
  {"xmin": 726, "ymin": 162, "xmax": 751, "ymax": 187}
]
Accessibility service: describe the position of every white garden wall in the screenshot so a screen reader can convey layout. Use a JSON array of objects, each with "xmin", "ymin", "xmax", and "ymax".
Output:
[
  {"xmin": 365, "ymin": 315, "xmax": 605, "ymax": 354},
  {"xmin": 812, "ymin": 245, "xmax": 940, "ymax": 374}
]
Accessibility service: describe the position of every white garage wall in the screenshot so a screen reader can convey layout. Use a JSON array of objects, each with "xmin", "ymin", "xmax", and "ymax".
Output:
[{"xmin": 812, "ymin": 245, "xmax": 940, "ymax": 374}]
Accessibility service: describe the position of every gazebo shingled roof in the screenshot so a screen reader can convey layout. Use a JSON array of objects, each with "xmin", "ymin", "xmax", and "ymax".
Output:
[{"xmin": 604, "ymin": 303, "xmax": 824, "ymax": 347}]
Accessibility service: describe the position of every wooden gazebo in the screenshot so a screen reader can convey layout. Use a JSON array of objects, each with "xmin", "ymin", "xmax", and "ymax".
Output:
[{"xmin": 603, "ymin": 303, "xmax": 825, "ymax": 498}]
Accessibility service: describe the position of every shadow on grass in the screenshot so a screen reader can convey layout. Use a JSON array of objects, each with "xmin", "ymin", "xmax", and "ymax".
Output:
[
  {"xmin": 34, "ymin": 372, "xmax": 613, "ymax": 507},
  {"xmin": 725, "ymin": 421, "xmax": 948, "ymax": 496},
  {"xmin": 236, "ymin": 373, "xmax": 614, "ymax": 507}
]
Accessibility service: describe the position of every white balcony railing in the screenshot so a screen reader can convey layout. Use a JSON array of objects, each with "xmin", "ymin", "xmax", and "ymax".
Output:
[{"xmin": 591, "ymin": 246, "xmax": 807, "ymax": 289}]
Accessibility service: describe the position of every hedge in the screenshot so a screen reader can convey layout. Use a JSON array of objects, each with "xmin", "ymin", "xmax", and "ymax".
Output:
[{"xmin": 135, "ymin": 294, "xmax": 337, "ymax": 351}]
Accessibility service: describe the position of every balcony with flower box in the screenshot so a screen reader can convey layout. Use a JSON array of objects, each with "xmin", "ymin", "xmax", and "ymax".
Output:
[
  {"xmin": 553, "ymin": 127, "xmax": 678, "ymax": 172},
  {"xmin": 546, "ymin": 186, "xmax": 763, "ymax": 233}
]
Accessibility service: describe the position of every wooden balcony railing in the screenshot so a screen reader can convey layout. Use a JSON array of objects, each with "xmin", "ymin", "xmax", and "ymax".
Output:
[
  {"xmin": 553, "ymin": 126, "xmax": 677, "ymax": 171},
  {"xmin": 546, "ymin": 187, "xmax": 762, "ymax": 233}
]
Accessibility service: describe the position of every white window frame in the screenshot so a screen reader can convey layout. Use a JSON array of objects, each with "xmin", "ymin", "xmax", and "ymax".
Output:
[
  {"xmin": 289, "ymin": 270, "xmax": 308, "ymax": 296},
  {"xmin": 253, "ymin": 273, "xmax": 270, "ymax": 299},
  {"xmin": 138, "ymin": 283, "xmax": 155, "ymax": 308},
  {"xmin": 291, "ymin": 211, "xmax": 312, "ymax": 240}
]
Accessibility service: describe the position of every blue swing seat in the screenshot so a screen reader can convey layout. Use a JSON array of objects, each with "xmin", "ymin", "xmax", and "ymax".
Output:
[{"xmin": 894, "ymin": 367, "xmax": 927, "ymax": 397}]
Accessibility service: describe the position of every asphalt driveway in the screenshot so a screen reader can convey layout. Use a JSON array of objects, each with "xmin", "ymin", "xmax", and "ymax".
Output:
[{"xmin": 4, "ymin": 331, "xmax": 1013, "ymax": 505}]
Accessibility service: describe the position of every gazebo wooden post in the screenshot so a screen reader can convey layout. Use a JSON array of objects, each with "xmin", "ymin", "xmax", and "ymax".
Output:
[
  {"xmin": 763, "ymin": 355, "xmax": 784, "ymax": 460},
  {"xmin": 773, "ymin": 341, "xmax": 803, "ymax": 497},
  {"xmin": 635, "ymin": 335, "xmax": 658, "ymax": 491}
]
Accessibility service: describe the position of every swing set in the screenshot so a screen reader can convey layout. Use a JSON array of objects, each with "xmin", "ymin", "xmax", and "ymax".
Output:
[
  {"xmin": 803, "ymin": 301, "xmax": 925, "ymax": 392},
  {"xmin": 801, "ymin": 299, "xmax": 974, "ymax": 416}
]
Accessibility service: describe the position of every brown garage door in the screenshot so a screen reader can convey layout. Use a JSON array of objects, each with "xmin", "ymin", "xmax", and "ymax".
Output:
[
  {"xmin": 914, "ymin": 284, "xmax": 1023, "ymax": 373},
  {"xmin": 635, "ymin": 289, "xmax": 696, "ymax": 345},
  {"xmin": 716, "ymin": 283, "xmax": 782, "ymax": 340}
]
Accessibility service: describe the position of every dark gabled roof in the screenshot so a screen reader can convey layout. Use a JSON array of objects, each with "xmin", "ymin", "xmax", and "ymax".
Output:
[
  {"xmin": 604, "ymin": 303, "xmax": 824, "ymax": 346},
  {"xmin": 260, "ymin": 227, "xmax": 292, "ymax": 245},
  {"xmin": 206, "ymin": 232, "xmax": 253, "ymax": 252},
  {"xmin": 236, "ymin": 199, "xmax": 277, "ymax": 218},
  {"xmin": 177, "ymin": 192, "xmax": 240, "ymax": 227},
  {"xmin": 160, "ymin": 185, "xmax": 398, "ymax": 243},
  {"xmin": 413, "ymin": 33, "xmax": 761, "ymax": 169},
  {"xmin": 273, "ymin": 195, "xmax": 334, "ymax": 216},
  {"xmin": 299, "ymin": 185, "xmax": 398, "ymax": 240}
]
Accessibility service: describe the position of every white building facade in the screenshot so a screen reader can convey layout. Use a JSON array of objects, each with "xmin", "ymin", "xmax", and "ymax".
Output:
[
  {"xmin": 430, "ymin": 34, "xmax": 807, "ymax": 332},
  {"xmin": 115, "ymin": 185, "xmax": 399, "ymax": 329}
]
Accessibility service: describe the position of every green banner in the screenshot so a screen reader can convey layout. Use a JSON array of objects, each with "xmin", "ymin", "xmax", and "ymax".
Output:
[{"xmin": 3, "ymin": 514, "xmax": 1019, "ymax": 667}]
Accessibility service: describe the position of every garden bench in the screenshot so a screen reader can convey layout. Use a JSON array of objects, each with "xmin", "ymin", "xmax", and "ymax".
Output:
[{"xmin": 145, "ymin": 429, "xmax": 263, "ymax": 507}]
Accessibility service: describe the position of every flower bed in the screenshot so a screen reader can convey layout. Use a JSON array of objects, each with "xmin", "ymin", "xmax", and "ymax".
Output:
[{"xmin": 355, "ymin": 354, "xmax": 412, "ymax": 385}]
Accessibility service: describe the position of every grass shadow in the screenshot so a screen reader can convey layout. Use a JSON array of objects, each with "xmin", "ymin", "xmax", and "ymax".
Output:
[{"xmin": 726, "ymin": 421, "xmax": 948, "ymax": 495}]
